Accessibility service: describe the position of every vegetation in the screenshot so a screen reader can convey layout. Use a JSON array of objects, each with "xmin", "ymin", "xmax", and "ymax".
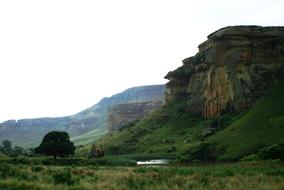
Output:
[
  {"xmin": 0, "ymin": 156, "xmax": 137, "ymax": 167},
  {"xmin": 204, "ymin": 81, "xmax": 284, "ymax": 160},
  {"xmin": 0, "ymin": 161, "xmax": 283, "ymax": 190},
  {"xmin": 0, "ymin": 77, "xmax": 283, "ymax": 190},
  {"xmin": 71, "ymin": 127, "xmax": 108, "ymax": 146},
  {"xmin": 241, "ymin": 144, "xmax": 284, "ymax": 161},
  {"xmin": 0, "ymin": 140, "xmax": 25, "ymax": 157},
  {"xmin": 94, "ymin": 80, "xmax": 284, "ymax": 162},
  {"xmin": 35, "ymin": 131, "xmax": 75, "ymax": 159},
  {"xmin": 94, "ymin": 100, "xmax": 209, "ymax": 155}
]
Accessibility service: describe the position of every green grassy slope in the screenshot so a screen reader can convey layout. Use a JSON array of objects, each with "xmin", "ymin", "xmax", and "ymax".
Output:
[
  {"xmin": 71, "ymin": 126, "xmax": 108, "ymax": 145},
  {"xmin": 94, "ymin": 80, "xmax": 284, "ymax": 161},
  {"xmin": 95, "ymin": 101, "xmax": 211, "ymax": 156},
  {"xmin": 205, "ymin": 81, "xmax": 284, "ymax": 160}
]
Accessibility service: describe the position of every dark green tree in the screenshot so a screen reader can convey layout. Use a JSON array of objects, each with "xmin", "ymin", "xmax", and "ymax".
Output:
[
  {"xmin": 35, "ymin": 131, "xmax": 75, "ymax": 159},
  {"xmin": 1, "ymin": 140, "xmax": 12, "ymax": 155}
]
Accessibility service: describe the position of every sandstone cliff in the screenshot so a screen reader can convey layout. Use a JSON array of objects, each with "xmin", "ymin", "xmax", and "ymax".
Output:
[
  {"xmin": 107, "ymin": 101, "xmax": 164, "ymax": 132},
  {"xmin": 165, "ymin": 26, "xmax": 284, "ymax": 117}
]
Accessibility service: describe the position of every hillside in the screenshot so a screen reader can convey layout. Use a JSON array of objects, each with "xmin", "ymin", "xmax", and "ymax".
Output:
[
  {"xmin": 96, "ymin": 81, "xmax": 284, "ymax": 160},
  {"xmin": 0, "ymin": 85, "xmax": 165, "ymax": 148},
  {"xmin": 71, "ymin": 84, "xmax": 165, "ymax": 145},
  {"xmin": 96, "ymin": 26, "xmax": 284, "ymax": 161},
  {"xmin": 205, "ymin": 81, "xmax": 284, "ymax": 160}
]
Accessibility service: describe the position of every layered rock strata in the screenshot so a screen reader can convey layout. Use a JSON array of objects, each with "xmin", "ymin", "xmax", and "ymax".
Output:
[
  {"xmin": 108, "ymin": 101, "xmax": 164, "ymax": 132},
  {"xmin": 165, "ymin": 26, "xmax": 284, "ymax": 117}
]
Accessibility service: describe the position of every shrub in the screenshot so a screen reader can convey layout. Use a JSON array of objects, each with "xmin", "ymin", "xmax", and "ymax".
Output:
[
  {"xmin": 176, "ymin": 154, "xmax": 189, "ymax": 163},
  {"xmin": 85, "ymin": 157, "xmax": 136, "ymax": 166},
  {"xmin": 257, "ymin": 144, "xmax": 284, "ymax": 160},
  {"xmin": 240, "ymin": 154, "xmax": 260, "ymax": 161},
  {"xmin": 31, "ymin": 165, "xmax": 44, "ymax": 172},
  {"xmin": 52, "ymin": 169, "xmax": 78, "ymax": 185},
  {"xmin": 0, "ymin": 164, "xmax": 17, "ymax": 178},
  {"xmin": 122, "ymin": 174, "xmax": 151, "ymax": 189},
  {"xmin": 0, "ymin": 180, "xmax": 41, "ymax": 190},
  {"xmin": 189, "ymin": 143, "xmax": 221, "ymax": 161}
]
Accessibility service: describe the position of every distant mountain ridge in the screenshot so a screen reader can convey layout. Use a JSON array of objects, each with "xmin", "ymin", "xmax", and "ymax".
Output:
[{"xmin": 0, "ymin": 84, "xmax": 165, "ymax": 148}]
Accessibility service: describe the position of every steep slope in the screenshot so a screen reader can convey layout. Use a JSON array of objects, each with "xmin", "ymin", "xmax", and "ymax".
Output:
[
  {"xmin": 205, "ymin": 81, "xmax": 284, "ymax": 160},
  {"xmin": 0, "ymin": 85, "xmax": 165, "ymax": 148},
  {"xmin": 98, "ymin": 78, "xmax": 284, "ymax": 161},
  {"xmin": 97, "ymin": 100, "xmax": 209, "ymax": 155},
  {"xmin": 97, "ymin": 26, "xmax": 284, "ymax": 160}
]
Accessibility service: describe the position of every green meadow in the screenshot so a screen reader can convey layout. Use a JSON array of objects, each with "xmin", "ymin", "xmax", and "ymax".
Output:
[{"xmin": 0, "ymin": 159, "xmax": 283, "ymax": 190}]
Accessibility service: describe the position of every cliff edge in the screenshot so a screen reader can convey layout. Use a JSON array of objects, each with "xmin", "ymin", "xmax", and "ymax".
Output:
[{"xmin": 165, "ymin": 26, "xmax": 284, "ymax": 117}]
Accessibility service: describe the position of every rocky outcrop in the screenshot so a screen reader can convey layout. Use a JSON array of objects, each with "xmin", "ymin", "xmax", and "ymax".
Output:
[
  {"xmin": 108, "ymin": 101, "xmax": 164, "ymax": 132},
  {"xmin": 165, "ymin": 26, "xmax": 284, "ymax": 118},
  {"xmin": 88, "ymin": 144, "xmax": 104, "ymax": 158}
]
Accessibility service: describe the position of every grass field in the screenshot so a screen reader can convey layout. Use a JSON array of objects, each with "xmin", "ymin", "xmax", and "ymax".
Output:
[{"xmin": 0, "ymin": 161, "xmax": 283, "ymax": 190}]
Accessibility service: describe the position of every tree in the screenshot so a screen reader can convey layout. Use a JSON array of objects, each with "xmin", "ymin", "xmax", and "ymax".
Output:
[
  {"xmin": 1, "ymin": 140, "xmax": 12, "ymax": 155},
  {"xmin": 35, "ymin": 131, "xmax": 75, "ymax": 159}
]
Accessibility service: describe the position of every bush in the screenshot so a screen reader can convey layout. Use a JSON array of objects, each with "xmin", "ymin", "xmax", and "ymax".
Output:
[
  {"xmin": 86, "ymin": 158, "xmax": 136, "ymax": 166},
  {"xmin": 123, "ymin": 153, "xmax": 176, "ymax": 161},
  {"xmin": 176, "ymin": 154, "xmax": 189, "ymax": 163},
  {"xmin": 52, "ymin": 169, "xmax": 78, "ymax": 185},
  {"xmin": 257, "ymin": 144, "xmax": 284, "ymax": 160},
  {"xmin": 188, "ymin": 143, "xmax": 221, "ymax": 161},
  {"xmin": 31, "ymin": 165, "xmax": 44, "ymax": 172},
  {"xmin": 240, "ymin": 154, "xmax": 260, "ymax": 161},
  {"xmin": 0, "ymin": 164, "xmax": 17, "ymax": 178}
]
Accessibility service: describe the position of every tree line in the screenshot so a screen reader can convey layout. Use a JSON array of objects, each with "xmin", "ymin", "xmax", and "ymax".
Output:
[
  {"xmin": 1, "ymin": 131, "xmax": 104, "ymax": 159},
  {"xmin": 0, "ymin": 140, "xmax": 25, "ymax": 156}
]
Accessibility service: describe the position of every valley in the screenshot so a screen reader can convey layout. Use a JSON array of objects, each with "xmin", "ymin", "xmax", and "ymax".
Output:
[
  {"xmin": 1, "ymin": 25, "xmax": 284, "ymax": 190},
  {"xmin": 0, "ymin": 85, "xmax": 165, "ymax": 148}
]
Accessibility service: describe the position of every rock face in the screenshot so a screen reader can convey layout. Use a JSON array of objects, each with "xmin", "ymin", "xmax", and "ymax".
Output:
[
  {"xmin": 88, "ymin": 144, "xmax": 104, "ymax": 158},
  {"xmin": 108, "ymin": 101, "xmax": 164, "ymax": 132},
  {"xmin": 165, "ymin": 26, "xmax": 284, "ymax": 118}
]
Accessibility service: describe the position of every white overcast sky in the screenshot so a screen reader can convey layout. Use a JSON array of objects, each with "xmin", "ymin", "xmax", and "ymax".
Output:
[{"xmin": 0, "ymin": 0, "xmax": 283, "ymax": 122}]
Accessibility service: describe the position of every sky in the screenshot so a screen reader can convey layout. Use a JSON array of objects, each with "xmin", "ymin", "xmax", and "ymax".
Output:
[{"xmin": 0, "ymin": 0, "xmax": 283, "ymax": 122}]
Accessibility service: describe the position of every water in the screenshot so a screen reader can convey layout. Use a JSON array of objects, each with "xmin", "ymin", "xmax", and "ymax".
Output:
[{"xmin": 137, "ymin": 159, "xmax": 172, "ymax": 165}]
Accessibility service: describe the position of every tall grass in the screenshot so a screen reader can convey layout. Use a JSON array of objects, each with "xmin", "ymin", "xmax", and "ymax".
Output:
[
  {"xmin": 0, "ymin": 162, "xmax": 283, "ymax": 190},
  {"xmin": 0, "ymin": 156, "xmax": 136, "ymax": 166}
]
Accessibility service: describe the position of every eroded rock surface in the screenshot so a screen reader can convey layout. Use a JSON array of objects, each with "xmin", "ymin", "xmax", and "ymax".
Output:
[
  {"xmin": 165, "ymin": 26, "xmax": 284, "ymax": 117},
  {"xmin": 108, "ymin": 101, "xmax": 164, "ymax": 132}
]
